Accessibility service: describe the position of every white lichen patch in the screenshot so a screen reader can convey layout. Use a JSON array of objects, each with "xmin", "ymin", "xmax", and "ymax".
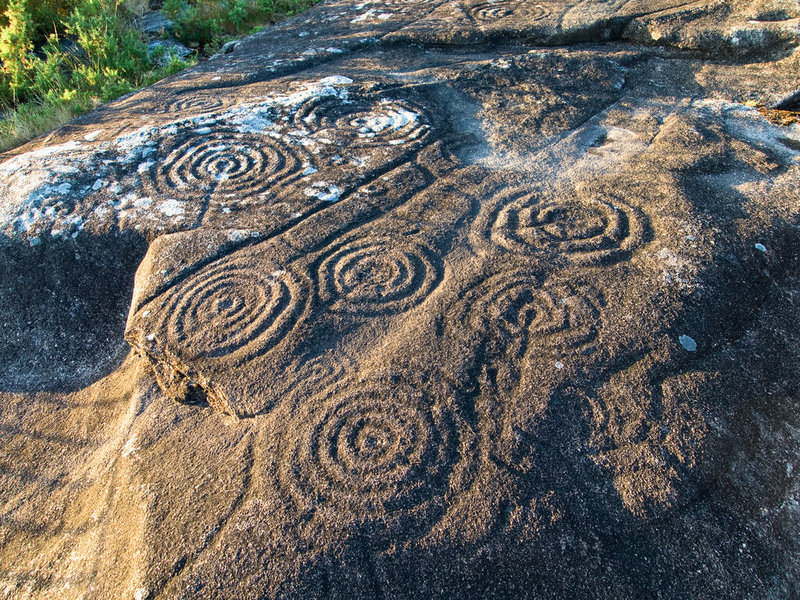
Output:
[
  {"xmin": 0, "ymin": 74, "xmax": 391, "ymax": 240},
  {"xmin": 355, "ymin": 101, "xmax": 420, "ymax": 140},
  {"xmin": 83, "ymin": 129, "xmax": 104, "ymax": 141},
  {"xmin": 304, "ymin": 182, "xmax": 342, "ymax": 202},
  {"xmin": 351, "ymin": 8, "xmax": 392, "ymax": 23},
  {"xmin": 657, "ymin": 247, "xmax": 700, "ymax": 292},
  {"xmin": 158, "ymin": 199, "xmax": 186, "ymax": 217}
]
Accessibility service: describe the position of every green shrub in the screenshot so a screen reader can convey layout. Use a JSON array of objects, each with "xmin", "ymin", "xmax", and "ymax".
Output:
[
  {"xmin": 0, "ymin": 0, "xmax": 78, "ymax": 42},
  {"xmin": 163, "ymin": 0, "xmax": 320, "ymax": 50},
  {"xmin": 30, "ymin": 32, "xmax": 72, "ymax": 103},
  {"xmin": 163, "ymin": 0, "xmax": 219, "ymax": 48},
  {"xmin": 0, "ymin": 0, "xmax": 320, "ymax": 152},
  {"xmin": 66, "ymin": 0, "xmax": 151, "ymax": 81},
  {"xmin": 0, "ymin": 96, "xmax": 79, "ymax": 152},
  {"xmin": 0, "ymin": 0, "xmax": 33, "ymax": 104}
]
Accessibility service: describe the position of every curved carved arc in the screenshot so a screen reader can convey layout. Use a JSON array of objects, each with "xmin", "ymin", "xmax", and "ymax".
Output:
[
  {"xmin": 267, "ymin": 370, "xmax": 480, "ymax": 544},
  {"xmin": 576, "ymin": 366, "xmax": 711, "ymax": 518},
  {"xmin": 164, "ymin": 95, "xmax": 229, "ymax": 115},
  {"xmin": 472, "ymin": 187, "xmax": 649, "ymax": 266},
  {"xmin": 131, "ymin": 251, "xmax": 311, "ymax": 366},
  {"xmin": 449, "ymin": 269, "xmax": 604, "ymax": 362}
]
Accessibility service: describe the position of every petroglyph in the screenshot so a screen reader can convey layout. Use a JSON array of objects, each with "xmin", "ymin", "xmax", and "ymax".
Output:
[
  {"xmin": 452, "ymin": 271, "xmax": 603, "ymax": 360},
  {"xmin": 476, "ymin": 189, "xmax": 648, "ymax": 265},
  {"xmin": 147, "ymin": 128, "xmax": 306, "ymax": 201},
  {"xmin": 270, "ymin": 372, "xmax": 477, "ymax": 541},
  {"xmin": 2, "ymin": 0, "xmax": 799, "ymax": 597},
  {"xmin": 294, "ymin": 96, "xmax": 431, "ymax": 148},
  {"xmin": 318, "ymin": 236, "xmax": 442, "ymax": 315},
  {"xmin": 130, "ymin": 253, "xmax": 307, "ymax": 363}
]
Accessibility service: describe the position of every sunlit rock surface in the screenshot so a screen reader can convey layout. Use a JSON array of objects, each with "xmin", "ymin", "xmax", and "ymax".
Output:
[{"xmin": 1, "ymin": 1, "xmax": 799, "ymax": 598}]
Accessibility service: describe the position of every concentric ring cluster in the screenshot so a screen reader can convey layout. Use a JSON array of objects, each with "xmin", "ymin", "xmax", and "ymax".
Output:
[
  {"xmin": 318, "ymin": 237, "xmax": 442, "ymax": 315},
  {"xmin": 147, "ymin": 257, "xmax": 306, "ymax": 361},
  {"xmin": 149, "ymin": 129, "xmax": 303, "ymax": 199},
  {"xmin": 274, "ymin": 373, "xmax": 474, "ymax": 535},
  {"xmin": 294, "ymin": 96, "xmax": 430, "ymax": 147},
  {"xmin": 470, "ymin": 1, "xmax": 552, "ymax": 24},
  {"xmin": 487, "ymin": 194, "xmax": 645, "ymax": 265},
  {"xmin": 470, "ymin": 1, "xmax": 518, "ymax": 21},
  {"xmin": 167, "ymin": 97, "xmax": 226, "ymax": 114}
]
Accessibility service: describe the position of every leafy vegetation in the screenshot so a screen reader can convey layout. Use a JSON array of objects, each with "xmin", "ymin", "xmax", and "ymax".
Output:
[
  {"xmin": 0, "ymin": 0, "xmax": 319, "ymax": 152},
  {"xmin": 162, "ymin": 0, "xmax": 320, "ymax": 51}
]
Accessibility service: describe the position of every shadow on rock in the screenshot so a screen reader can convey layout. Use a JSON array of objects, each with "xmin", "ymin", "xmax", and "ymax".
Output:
[{"xmin": 0, "ymin": 230, "xmax": 147, "ymax": 393}]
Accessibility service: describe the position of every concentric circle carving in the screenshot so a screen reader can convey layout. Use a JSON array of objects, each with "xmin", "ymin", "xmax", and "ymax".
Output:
[
  {"xmin": 294, "ymin": 96, "xmax": 430, "ymax": 147},
  {"xmin": 149, "ymin": 129, "xmax": 304, "ymax": 200},
  {"xmin": 273, "ymin": 372, "xmax": 476, "ymax": 538},
  {"xmin": 318, "ymin": 237, "xmax": 442, "ymax": 315},
  {"xmin": 145, "ymin": 257, "xmax": 307, "ymax": 361},
  {"xmin": 478, "ymin": 192, "xmax": 647, "ymax": 265}
]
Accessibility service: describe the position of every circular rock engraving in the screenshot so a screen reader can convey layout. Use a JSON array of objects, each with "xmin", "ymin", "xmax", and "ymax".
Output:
[
  {"xmin": 274, "ymin": 373, "xmax": 476, "ymax": 538},
  {"xmin": 151, "ymin": 257, "xmax": 306, "ymax": 361},
  {"xmin": 166, "ymin": 97, "xmax": 226, "ymax": 114},
  {"xmin": 318, "ymin": 237, "xmax": 442, "ymax": 315},
  {"xmin": 150, "ymin": 129, "xmax": 303, "ymax": 199},
  {"xmin": 482, "ymin": 192, "xmax": 647, "ymax": 265},
  {"xmin": 294, "ymin": 96, "xmax": 430, "ymax": 147},
  {"xmin": 470, "ymin": 1, "xmax": 550, "ymax": 22},
  {"xmin": 471, "ymin": 272, "xmax": 601, "ymax": 355},
  {"xmin": 451, "ymin": 271, "xmax": 602, "ymax": 359}
]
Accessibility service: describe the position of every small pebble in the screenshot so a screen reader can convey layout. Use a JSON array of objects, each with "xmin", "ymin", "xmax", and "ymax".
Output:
[
  {"xmin": 754, "ymin": 243, "xmax": 767, "ymax": 253},
  {"xmin": 679, "ymin": 335, "xmax": 697, "ymax": 352}
]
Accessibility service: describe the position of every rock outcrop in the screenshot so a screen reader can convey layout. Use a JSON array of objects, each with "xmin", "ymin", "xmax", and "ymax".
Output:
[{"xmin": 1, "ymin": 1, "xmax": 799, "ymax": 598}]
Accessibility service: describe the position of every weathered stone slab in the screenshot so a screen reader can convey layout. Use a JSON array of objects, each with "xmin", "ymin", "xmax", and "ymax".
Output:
[{"xmin": 1, "ymin": 1, "xmax": 799, "ymax": 598}]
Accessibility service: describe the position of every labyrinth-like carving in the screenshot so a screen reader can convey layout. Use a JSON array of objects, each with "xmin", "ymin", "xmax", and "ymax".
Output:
[
  {"xmin": 470, "ymin": 1, "xmax": 518, "ymax": 21},
  {"xmin": 452, "ymin": 271, "xmax": 603, "ymax": 359}
]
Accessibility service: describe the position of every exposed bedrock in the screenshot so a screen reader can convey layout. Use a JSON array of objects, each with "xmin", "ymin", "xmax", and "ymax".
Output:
[{"xmin": 1, "ymin": 1, "xmax": 799, "ymax": 599}]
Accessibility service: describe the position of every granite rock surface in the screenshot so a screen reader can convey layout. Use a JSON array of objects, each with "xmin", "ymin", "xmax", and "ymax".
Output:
[{"xmin": 1, "ymin": 1, "xmax": 800, "ymax": 598}]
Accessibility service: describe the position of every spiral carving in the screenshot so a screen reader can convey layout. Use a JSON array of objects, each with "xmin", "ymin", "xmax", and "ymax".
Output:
[
  {"xmin": 318, "ymin": 237, "xmax": 442, "ymax": 315},
  {"xmin": 470, "ymin": 1, "xmax": 518, "ymax": 21}
]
